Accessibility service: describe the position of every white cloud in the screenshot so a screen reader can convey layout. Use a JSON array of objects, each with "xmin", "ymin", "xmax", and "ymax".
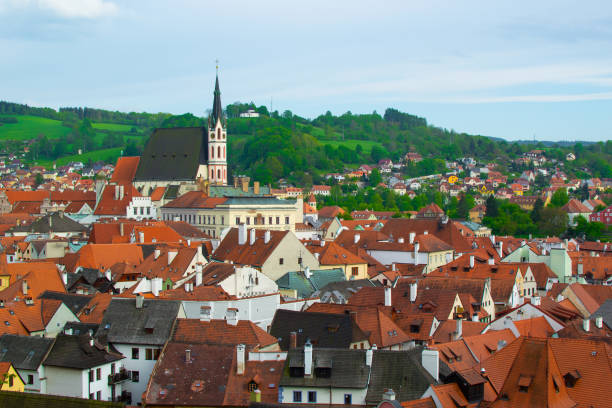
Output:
[{"xmin": 0, "ymin": 0, "xmax": 118, "ymax": 18}]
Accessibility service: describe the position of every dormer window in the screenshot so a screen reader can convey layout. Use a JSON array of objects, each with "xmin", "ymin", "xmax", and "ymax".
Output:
[
  {"xmin": 518, "ymin": 375, "xmax": 532, "ymax": 393},
  {"xmin": 247, "ymin": 380, "xmax": 258, "ymax": 392}
]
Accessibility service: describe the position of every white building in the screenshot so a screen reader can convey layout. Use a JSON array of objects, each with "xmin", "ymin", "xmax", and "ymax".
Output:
[{"xmin": 126, "ymin": 196, "xmax": 157, "ymax": 220}]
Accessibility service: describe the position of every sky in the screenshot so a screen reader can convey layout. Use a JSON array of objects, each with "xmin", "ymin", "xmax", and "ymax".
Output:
[{"xmin": 1, "ymin": 0, "xmax": 612, "ymax": 142}]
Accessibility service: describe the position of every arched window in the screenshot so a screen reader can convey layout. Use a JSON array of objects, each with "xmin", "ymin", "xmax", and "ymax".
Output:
[
  {"xmin": 223, "ymin": 146, "xmax": 226, "ymax": 159},
  {"xmin": 211, "ymin": 146, "xmax": 214, "ymax": 158},
  {"xmin": 218, "ymin": 169, "xmax": 221, "ymax": 179},
  {"xmin": 217, "ymin": 128, "xmax": 221, "ymax": 138},
  {"xmin": 217, "ymin": 146, "xmax": 221, "ymax": 157},
  {"xmin": 210, "ymin": 169, "xmax": 214, "ymax": 179}
]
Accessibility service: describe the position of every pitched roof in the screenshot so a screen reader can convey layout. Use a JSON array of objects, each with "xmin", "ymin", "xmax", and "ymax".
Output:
[
  {"xmin": 9, "ymin": 212, "xmax": 87, "ymax": 234},
  {"xmin": 95, "ymin": 298, "xmax": 181, "ymax": 345},
  {"xmin": 110, "ymin": 156, "xmax": 140, "ymax": 184},
  {"xmin": 305, "ymin": 241, "xmax": 368, "ymax": 266},
  {"xmin": 93, "ymin": 183, "xmax": 141, "ymax": 215},
  {"xmin": 432, "ymin": 319, "xmax": 486, "ymax": 343},
  {"xmin": 134, "ymin": 127, "xmax": 209, "ymax": 182},
  {"xmin": 172, "ymin": 318, "xmax": 278, "ymax": 348},
  {"xmin": 38, "ymin": 290, "xmax": 93, "ymax": 315},
  {"xmin": 276, "ymin": 268, "xmax": 346, "ymax": 299},
  {"xmin": 44, "ymin": 333, "xmax": 123, "ymax": 369},
  {"xmin": 381, "ymin": 218, "xmax": 472, "ymax": 253},
  {"xmin": 213, "ymin": 228, "xmax": 288, "ymax": 267},
  {"xmin": 561, "ymin": 199, "xmax": 591, "ymax": 214},
  {"xmin": 0, "ymin": 334, "xmax": 54, "ymax": 370},
  {"xmin": 162, "ymin": 191, "xmax": 228, "ymax": 208},
  {"xmin": 318, "ymin": 206, "xmax": 345, "ymax": 219},
  {"xmin": 72, "ymin": 243, "xmax": 144, "ymax": 271}
]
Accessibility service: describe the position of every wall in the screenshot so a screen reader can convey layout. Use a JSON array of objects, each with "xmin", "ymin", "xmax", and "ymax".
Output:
[
  {"xmin": 219, "ymin": 266, "xmax": 279, "ymax": 298},
  {"xmin": 261, "ymin": 233, "xmax": 320, "ymax": 281},
  {"xmin": 45, "ymin": 366, "xmax": 85, "ymax": 398},
  {"xmin": 44, "ymin": 303, "xmax": 79, "ymax": 337},
  {"xmin": 279, "ymin": 386, "xmax": 368, "ymax": 405},
  {"xmin": 114, "ymin": 343, "xmax": 159, "ymax": 404}
]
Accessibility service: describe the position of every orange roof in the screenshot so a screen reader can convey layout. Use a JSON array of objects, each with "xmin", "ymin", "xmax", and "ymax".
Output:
[
  {"xmin": 305, "ymin": 241, "xmax": 367, "ymax": 266},
  {"xmin": 430, "ymin": 383, "xmax": 472, "ymax": 408},
  {"xmin": 318, "ymin": 205, "xmax": 345, "ymax": 218},
  {"xmin": 162, "ymin": 191, "xmax": 227, "ymax": 208},
  {"xmin": 78, "ymin": 292, "xmax": 113, "ymax": 324},
  {"xmin": 158, "ymin": 285, "xmax": 233, "ymax": 301},
  {"xmin": 172, "ymin": 318, "xmax": 278, "ymax": 348},
  {"xmin": 110, "ymin": 156, "xmax": 140, "ymax": 184},
  {"xmin": 94, "ymin": 183, "xmax": 141, "ymax": 215},
  {"xmin": 512, "ymin": 317, "xmax": 556, "ymax": 338},
  {"xmin": 213, "ymin": 228, "xmax": 288, "ymax": 267},
  {"xmin": 303, "ymin": 201, "xmax": 317, "ymax": 214},
  {"xmin": 400, "ymin": 397, "xmax": 436, "ymax": 408},
  {"xmin": 432, "ymin": 319, "xmax": 486, "ymax": 343},
  {"xmin": 150, "ymin": 186, "xmax": 166, "ymax": 201},
  {"xmin": 73, "ymin": 243, "xmax": 144, "ymax": 271},
  {"xmin": 2, "ymin": 190, "xmax": 49, "ymax": 204}
]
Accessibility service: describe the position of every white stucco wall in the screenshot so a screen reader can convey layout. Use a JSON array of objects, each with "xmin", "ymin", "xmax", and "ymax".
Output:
[{"xmin": 114, "ymin": 343, "xmax": 159, "ymax": 404}]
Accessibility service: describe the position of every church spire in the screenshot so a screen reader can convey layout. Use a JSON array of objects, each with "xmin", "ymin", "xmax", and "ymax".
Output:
[{"xmin": 210, "ymin": 62, "xmax": 223, "ymax": 126}]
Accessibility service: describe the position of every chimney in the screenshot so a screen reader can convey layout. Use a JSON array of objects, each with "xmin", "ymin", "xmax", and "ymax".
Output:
[
  {"xmin": 65, "ymin": 327, "xmax": 73, "ymax": 335},
  {"xmin": 577, "ymin": 263, "xmax": 583, "ymax": 275},
  {"xmin": 488, "ymin": 258, "xmax": 494, "ymax": 265},
  {"xmin": 254, "ymin": 181, "xmax": 260, "ymax": 195},
  {"xmin": 168, "ymin": 250, "xmax": 178, "ymax": 265},
  {"xmin": 199, "ymin": 305, "xmax": 211, "ymax": 322},
  {"xmin": 136, "ymin": 294, "xmax": 144, "ymax": 309},
  {"xmin": 320, "ymin": 240, "xmax": 325, "ymax": 247},
  {"xmin": 185, "ymin": 349, "xmax": 191, "ymax": 363},
  {"xmin": 410, "ymin": 282, "xmax": 417, "ymax": 302},
  {"xmin": 409, "ymin": 232, "xmax": 416, "ymax": 244},
  {"xmin": 398, "ymin": 237, "xmax": 404, "ymax": 244},
  {"xmin": 105, "ymin": 269, "xmax": 112, "ymax": 282},
  {"xmin": 304, "ymin": 266, "xmax": 311, "ymax": 279},
  {"xmin": 424, "ymin": 230, "xmax": 428, "ymax": 235},
  {"xmin": 139, "ymin": 231, "xmax": 145, "ymax": 243},
  {"xmin": 89, "ymin": 338, "xmax": 94, "ymax": 347},
  {"xmin": 62, "ymin": 271, "xmax": 68, "ymax": 286},
  {"xmin": 289, "ymin": 331, "xmax": 297, "ymax": 349},
  {"xmin": 249, "ymin": 229, "xmax": 256, "ymax": 245},
  {"xmin": 114, "ymin": 185, "xmax": 119, "ymax": 200},
  {"xmin": 490, "ymin": 235, "xmax": 496, "ymax": 244},
  {"xmin": 391, "ymin": 263, "xmax": 396, "ymax": 271},
  {"xmin": 413, "ymin": 242, "xmax": 420, "ymax": 265},
  {"xmin": 120, "ymin": 223, "xmax": 124, "ymax": 236},
  {"xmin": 382, "ymin": 389, "xmax": 396, "ymax": 401},
  {"xmin": 236, "ymin": 344, "xmax": 245, "ymax": 375},
  {"xmin": 455, "ymin": 319, "xmax": 463, "ymax": 340},
  {"xmin": 497, "ymin": 241, "xmax": 503, "ymax": 258},
  {"xmin": 472, "ymin": 313, "xmax": 479, "ymax": 322},
  {"xmin": 354, "ymin": 233, "xmax": 360, "ymax": 244},
  {"xmin": 366, "ymin": 347, "xmax": 373, "ymax": 366},
  {"xmin": 304, "ymin": 340, "xmax": 313, "ymax": 376},
  {"xmin": 241, "ymin": 179, "xmax": 248, "ymax": 193},
  {"xmin": 583, "ymin": 318, "xmax": 590, "ymax": 332},
  {"xmin": 151, "ymin": 277, "xmax": 162, "ymax": 297},
  {"xmin": 195, "ymin": 263, "xmax": 203, "ymax": 287},
  {"xmin": 22, "ymin": 280, "xmax": 28, "ymax": 296},
  {"xmin": 469, "ymin": 255, "xmax": 475, "ymax": 269},
  {"xmin": 154, "ymin": 249, "xmax": 161, "ymax": 260},
  {"xmin": 264, "ymin": 230, "xmax": 271, "ymax": 244},
  {"xmin": 421, "ymin": 348, "xmax": 439, "ymax": 382},
  {"xmin": 238, "ymin": 224, "xmax": 247, "ymax": 245},
  {"xmin": 227, "ymin": 308, "xmax": 239, "ymax": 326},
  {"xmin": 384, "ymin": 286, "xmax": 392, "ymax": 307},
  {"xmin": 119, "ymin": 185, "xmax": 124, "ymax": 200},
  {"xmin": 595, "ymin": 316, "xmax": 603, "ymax": 329}
]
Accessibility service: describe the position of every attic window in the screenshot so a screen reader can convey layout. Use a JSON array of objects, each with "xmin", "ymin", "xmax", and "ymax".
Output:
[
  {"xmin": 564, "ymin": 370, "xmax": 581, "ymax": 388},
  {"xmin": 248, "ymin": 381, "xmax": 258, "ymax": 392},
  {"xmin": 518, "ymin": 375, "xmax": 532, "ymax": 392}
]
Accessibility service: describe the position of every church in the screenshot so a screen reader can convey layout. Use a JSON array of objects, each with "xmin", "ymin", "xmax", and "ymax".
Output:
[{"xmin": 133, "ymin": 74, "xmax": 228, "ymax": 193}]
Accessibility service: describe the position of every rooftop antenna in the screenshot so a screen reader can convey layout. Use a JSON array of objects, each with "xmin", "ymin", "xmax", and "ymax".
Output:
[{"xmin": 215, "ymin": 59, "xmax": 219, "ymax": 75}]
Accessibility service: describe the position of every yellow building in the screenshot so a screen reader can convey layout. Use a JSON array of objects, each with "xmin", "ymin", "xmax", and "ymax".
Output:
[
  {"xmin": 0, "ymin": 362, "xmax": 25, "ymax": 392},
  {"xmin": 305, "ymin": 241, "xmax": 369, "ymax": 280}
]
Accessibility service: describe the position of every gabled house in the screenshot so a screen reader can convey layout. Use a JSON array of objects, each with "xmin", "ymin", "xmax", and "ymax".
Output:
[{"xmin": 0, "ymin": 334, "xmax": 53, "ymax": 393}]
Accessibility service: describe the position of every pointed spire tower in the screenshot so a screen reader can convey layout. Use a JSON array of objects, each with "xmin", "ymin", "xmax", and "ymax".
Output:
[{"xmin": 207, "ymin": 62, "xmax": 228, "ymax": 185}]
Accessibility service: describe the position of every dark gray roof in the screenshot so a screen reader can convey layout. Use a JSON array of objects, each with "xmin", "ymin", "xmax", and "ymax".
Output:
[
  {"xmin": 134, "ymin": 127, "xmax": 208, "ymax": 182},
  {"xmin": 39, "ymin": 290, "xmax": 93, "ymax": 315},
  {"xmin": 365, "ymin": 349, "xmax": 436, "ymax": 404},
  {"xmin": 9, "ymin": 212, "xmax": 87, "ymax": 234},
  {"xmin": 210, "ymin": 74, "xmax": 224, "ymax": 126},
  {"xmin": 280, "ymin": 348, "xmax": 371, "ymax": 388},
  {"xmin": 43, "ymin": 333, "xmax": 123, "ymax": 369},
  {"xmin": 270, "ymin": 310, "xmax": 366, "ymax": 350},
  {"xmin": 64, "ymin": 322, "xmax": 100, "ymax": 336},
  {"xmin": 592, "ymin": 299, "xmax": 612, "ymax": 330},
  {"xmin": 0, "ymin": 334, "xmax": 54, "ymax": 370},
  {"xmin": 95, "ymin": 298, "xmax": 181, "ymax": 346},
  {"xmin": 314, "ymin": 279, "xmax": 376, "ymax": 304}
]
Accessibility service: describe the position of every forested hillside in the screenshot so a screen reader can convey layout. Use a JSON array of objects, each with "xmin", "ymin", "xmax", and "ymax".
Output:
[{"xmin": 1, "ymin": 100, "xmax": 610, "ymax": 185}]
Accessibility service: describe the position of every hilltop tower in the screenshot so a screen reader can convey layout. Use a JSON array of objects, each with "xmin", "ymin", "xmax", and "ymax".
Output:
[{"xmin": 207, "ymin": 72, "xmax": 228, "ymax": 185}]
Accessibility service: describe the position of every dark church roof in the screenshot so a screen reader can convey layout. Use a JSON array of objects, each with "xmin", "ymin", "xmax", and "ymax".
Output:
[
  {"xmin": 134, "ymin": 127, "xmax": 208, "ymax": 182},
  {"xmin": 210, "ymin": 74, "xmax": 223, "ymax": 126}
]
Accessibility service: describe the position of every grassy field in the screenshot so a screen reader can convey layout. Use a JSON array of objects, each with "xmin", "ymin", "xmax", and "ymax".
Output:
[
  {"xmin": 33, "ymin": 147, "xmax": 123, "ymax": 167},
  {"xmin": 0, "ymin": 115, "xmax": 71, "ymax": 141},
  {"xmin": 322, "ymin": 139, "xmax": 383, "ymax": 153},
  {"xmin": 92, "ymin": 122, "xmax": 135, "ymax": 132}
]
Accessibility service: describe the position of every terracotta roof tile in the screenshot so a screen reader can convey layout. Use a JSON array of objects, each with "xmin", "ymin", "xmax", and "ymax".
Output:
[
  {"xmin": 110, "ymin": 156, "xmax": 140, "ymax": 184},
  {"xmin": 172, "ymin": 319, "xmax": 278, "ymax": 348}
]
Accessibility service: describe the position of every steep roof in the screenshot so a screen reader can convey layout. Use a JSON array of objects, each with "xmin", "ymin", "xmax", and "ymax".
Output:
[
  {"xmin": 172, "ymin": 318, "xmax": 277, "ymax": 348},
  {"xmin": 110, "ymin": 156, "xmax": 140, "ymax": 184},
  {"xmin": 306, "ymin": 241, "xmax": 368, "ymax": 266},
  {"xmin": 162, "ymin": 191, "xmax": 228, "ymax": 208},
  {"xmin": 44, "ymin": 333, "xmax": 123, "ymax": 369},
  {"xmin": 276, "ymin": 268, "xmax": 346, "ymax": 299},
  {"xmin": 381, "ymin": 218, "xmax": 472, "ymax": 253},
  {"xmin": 210, "ymin": 74, "xmax": 223, "ymax": 126},
  {"xmin": 561, "ymin": 199, "xmax": 591, "ymax": 214},
  {"xmin": 94, "ymin": 183, "xmax": 140, "ymax": 215},
  {"xmin": 134, "ymin": 127, "xmax": 208, "ymax": 181},
  {"xmin": 0, "ymin": 334, "xmax": 54, "ymax": 370},
  {"xmin": 73, "ymin": 243, "xmax": 143, "ymax": 271},
  {"xmin": 9, "ymin": 212, "xmax": 87, "ymax": 234},
  {"xmin": 213, "ymin": 228, "xmax": 288, "ymax": 267},
  {"xmin": 95, "ymin": 298, "xmax": 181, "ymax": 345}
]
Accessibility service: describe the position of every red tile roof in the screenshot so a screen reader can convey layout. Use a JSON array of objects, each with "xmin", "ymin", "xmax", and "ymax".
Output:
[
  {"xmin": 172, "ymin": 319, "xmax": 278, "ymax": 349},
  {"xmin": 163, "ymin": 191, "xmax": 227, "ymax": 208},
  {"xmin": 110, "ymin": 156, "xmax": 140, "ymax": 184},
  {"xmin": 213, "ymin": 228, "xmax": 288, "ymax": 267}
]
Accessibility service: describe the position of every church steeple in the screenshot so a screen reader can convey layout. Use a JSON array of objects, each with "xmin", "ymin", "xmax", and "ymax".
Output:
[{"xmin": 210, "ymin": 71, "xmax": 223, "ymax": 126}]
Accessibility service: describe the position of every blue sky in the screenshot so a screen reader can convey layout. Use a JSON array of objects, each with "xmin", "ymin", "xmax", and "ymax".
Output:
[{"xmin": 1, "ymin": 0, "xmax": 612, "ymax": 142}]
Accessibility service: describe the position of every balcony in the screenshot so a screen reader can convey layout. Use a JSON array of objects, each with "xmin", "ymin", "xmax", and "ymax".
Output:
[
  {"xmin": 114, "ymin": 391, "xmax": 132, "ymax": 404},
  {"xmin": 108, "ymin": 368, "xmax": 130, "ymax": 385}
]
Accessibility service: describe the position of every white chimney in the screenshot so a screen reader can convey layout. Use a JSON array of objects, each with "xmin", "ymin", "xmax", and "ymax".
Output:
[
  {"xmin": 455, "ymin": 319, "xmax": 463, "ymax": 340},
  {"xmin": 236, "ymin": 344, "xmax": 245, "ymax": 375},
  {"xmin": 391, "ymin": 263, "xmax": 396, "ymax": 271},
  {"xmin": 490, "ymin": 235, "xmax": 496, "ymax": 244},
  {"xmin": 89, "ymin": 338, "xmax": 94, "ymax": 347},
  {"xmin": 304, "ymin": 266, "xmax": 311, "ymax": 279},
  {"xmin": 531, "ymin": 296, "xmax": 541, "ymax": 306},
  {"xmin": 136, "ymin": 294, "xmax": 144, "ymax": 309},
  {"xmin": 238, "ymin": 224, "xmax": 247, "ymax": 245},
  {"xmin": 249, "ymin": 229, "xmax": 256, "ymax": 245},
  {"xmin": 119, "ymin": 184, "xmax": 124, "ymax": 200},
  {"xmin": 414, "ymin": 242, "xmax": 420, "ymax": 265},
  {"xmin": 409, "ymin": 232, "xmax": 416, "ymax": 244},
  {"xmin": 185, "ymin": 349, "xmax": 191, "ymax": 362},
  {"xmin": 488, "ymin": 258, "xmax": 494, "ymax": 265},
  {"xmin": 583, "ymin": 318, "xmax": 590, "ymax": 332},
  {"xmin": 365, "ymin": 347, "xmax": 373, "ymax": 366},
  {"xmin": 139, "ymin": 231, "xmax": 145, "ymax": 243},
  {"xmin": 62, "ymin": 271, "xmax": 68, "ymax": 286},
  {"xmin": 410, "ymin": 282, "xmax": 417, "ymax": 302},
  {"xmin": 227, "ymin": 308, "xmax": 239, "ymax": 326},
  {"xmin": 151, "ymin": 277, "xmax": 163, "ymax": 297},
  {"xmin": 498, "ymin": 241, "xmax": 503, "ymax": 258},
  {"xmin": 264, "ymin": 230, "xmax": 271, "ymax": 244},
  {"xmin": 195, "ymin": 263, "xmax": 203, "ymax": 287},
  {"xmin": 114, "ymin": 185, "xmax": 119, "ymax": 200},
  {"xmin": 22, "ymin": 280, "xmax": 27, "ymax": 296},
  {"xmin": 304, "ymin": 340, "xmax": 313, "ymax": 376},
  {"xmin": 168, "ymin": 250, "xmax": 178, "ymax": 265},
  {"xmin": 469, "ymin": 255, "xmax": 475, "ymax": 268},
  {"xmin": 354, "ymin": 233, "xmax": 361, "ymax": 244},
  {"xmin": 154, "ymin": 249, "xmax": 160, "ymax": 260},
  {"xmin": 105, "ymin": 269, "xmax": 111, "ymax": 282},
  {"xmin": 577, "ymin": 263, "xmax": 583, "ymax": 275},
  {"xmin": 384, "ymin": 287, "xmax": 392, "ymax": 307},
  {"xmin": 398, "ymin": 237, "xmax": 404, "ymax": 244},
  {"xmin": 421, "ymin": 348, "xmax": 439, "ymax": 382},
  {"xmin": 595, "ymin": 316, "xmax": 603, "ymax": 329},
  {"xmin": 424, "ymin": 230, "xmax": 428, "ymax": 235},
  {"xmin": 199, "ymin": 305, "xmax": 211, "ymax": 322},
  {"xmin": 320, "ymin": 240, "xmax": 325, "ymax": 247},
  {"xmin": 382, "ymin": 389, "xmax": 396, "ymax": 401}
]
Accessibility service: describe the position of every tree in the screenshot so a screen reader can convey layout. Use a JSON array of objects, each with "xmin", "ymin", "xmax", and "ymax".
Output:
[
  {"xmin": 530, "ymin": 197, "xmax": 544, "ymax": 223},
  {"xmin": 550, "ymin": 188, "xmax": 569, "ymax": 207},
  {"xmin": 34, "ymin": 173, "xmax": 44, "ymax": 188},
  {"xmin": 537, "ymin": 207, "xmax": 568, "ymax": 237},
  {"xmin": 485, "ymin": 195, "xmax": 499, "ymax": 218},
  {"xmin": 369, "ymin": 168, "xmax": 382, "ymax": 187},
  {"xmin": 578, "ymin": 183, "xmax": 590, "ymax": 201},
  {"xmin": 534, "ymin": 173, "xmax": 547, "ymax": 189},
  {"xmin": 456, "ymin": 194, "xmax": 475, "ymax": 220}
]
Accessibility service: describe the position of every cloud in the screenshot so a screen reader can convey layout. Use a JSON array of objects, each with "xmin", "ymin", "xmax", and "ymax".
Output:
[{"xmin": 0, "ymin": 0, "xmax": 118, "ymax": 18}]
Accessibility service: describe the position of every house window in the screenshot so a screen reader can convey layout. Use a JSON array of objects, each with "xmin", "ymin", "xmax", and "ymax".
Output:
[
  {"xmin": 285, "ymin": 216, "xmax": 290, "ymax": 224},
  {"xmin": 298, "ymin": 257, "xmax": 303, "ymax": 265},
  {"xmin": 154, "ymin": 348, "xmax": 161, "ymax": 360},
  {"xmin": 96, "ymin": 368, "xmax": 101, "ymax": 380},
  {"xmin": 269, "ymin": 217, "xmax": 273, "ymax": 224},
  {"xmin": 132, "ymin": 370, "xmax": 140, "ymax": 382},
  {"xmin": 96, "ymin": 391, "xmax": 101, "ymax": 400},
  {"xmin": 236, "ymin": 217, "xmax": 240, "ymax": 224},
  {"xmin": 308, "ymin": 391, "xmax": 317, "ymax": 403},
  {"xmin": 293, "ymin": 391, "xmax": 302, "ymax": 402},
  {"xmin": 146, "ymin": 348, "xmax": 154, "ymax": 360},
  {"xmin": 89, "ymin": 393, "xmax": 94, "ymax": 400},
  {"xmin": 27, "ymin": 374, "xmax": 33, "ymax": 385},
  {"xmin": 8, "ymin": 375, "xmax": 13, "ymax": 387},
  {"xmin": 247, "ymin": 381, "xmax": 258, "ymax": 392},
  {"xmin": 111, "ymin": 363, "xmax": 115, "ymax": 375},
  {"xmin": 276, "ymin": 217, "xmax": 280, "ymax": 224},
  {"xmin": 132, "ymin": 347, "xmax": 139, "ymax": 360},
  {"xmin": 279, "ymin": 258, "xmax": 284, "ymax": 265},
  {"xmin": 89, "ymin": 370, "xmax": 94, "ymax": 382},
  {"xmin": 246, "ymin": 217, "xmax": 250, "ymax": 225},
  {"xmin": 221, "ymin": 216, "xmax": 224, "ymax": 224},
  {"xmin": 352, "ymin": 267, "xmax": 359, "ymax": 276},
  {"xmin": 344, "ymin": 394, "xmax": 352, "ymax": 405}
]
